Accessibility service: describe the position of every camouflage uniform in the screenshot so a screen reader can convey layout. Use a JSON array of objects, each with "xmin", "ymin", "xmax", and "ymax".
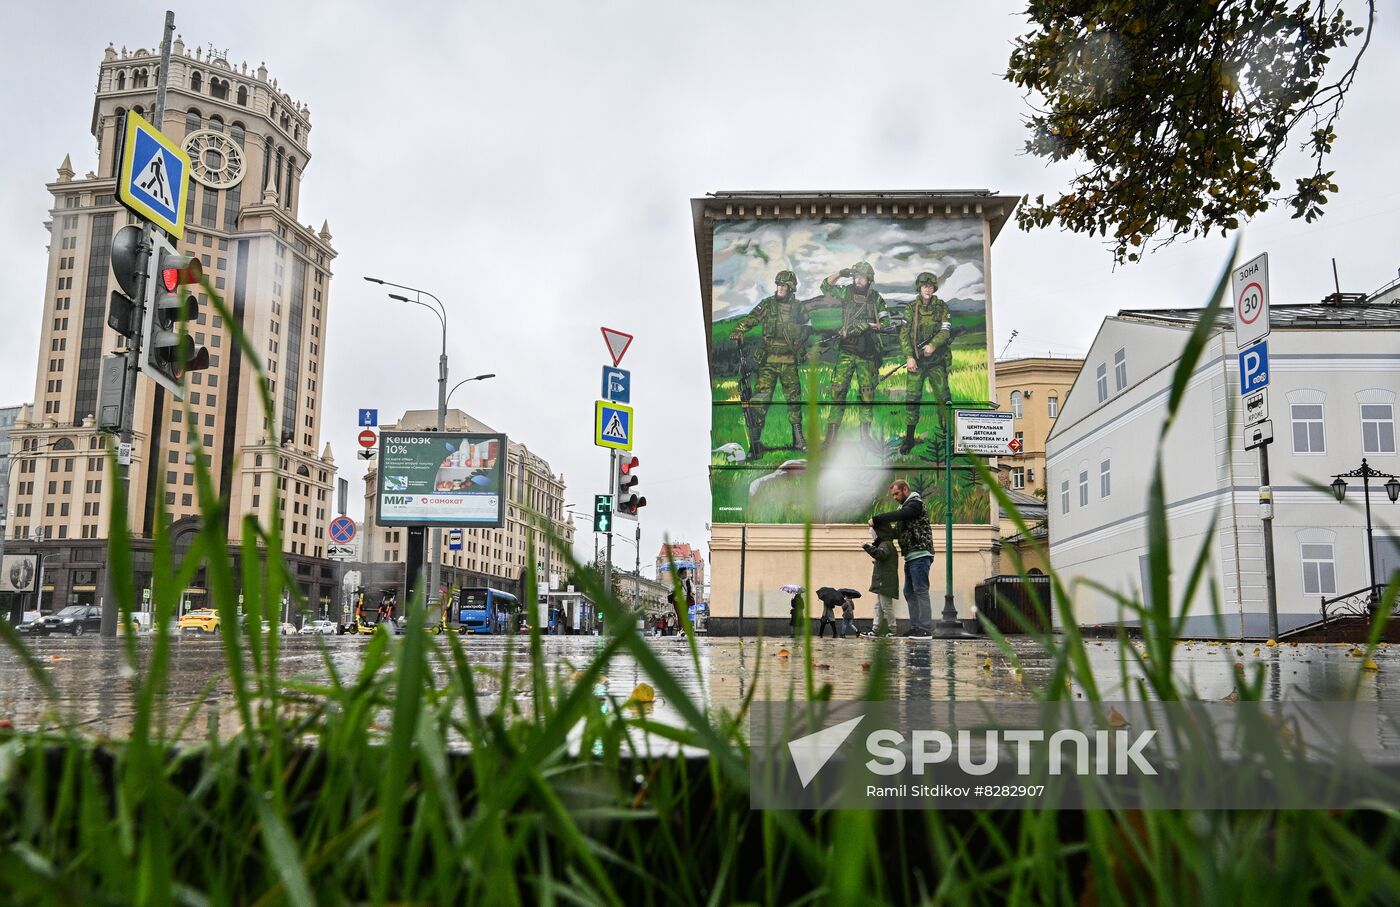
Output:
[
  {"xmin": 818, "ymin": 261, "xmax": 888, "ymax": 441},
  {"xmin": 899, "ymin": 272, "xmax": 953, "ymax": 454},
  {"xmin": 733, "ymin": 270, "xmax": 810, "ymax": 456}
]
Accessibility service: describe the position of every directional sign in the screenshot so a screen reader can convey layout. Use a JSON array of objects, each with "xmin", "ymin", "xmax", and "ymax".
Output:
[
  {"xmin": 1239, "ymin": 342, "xmax": 1269, "ymax": 395},
  {"xmin": 328, "ymin": 516, "xmax": 356, "ymax": 545},
  {"xmin": 1243, "ymin": 388, "xmax": 1269, "ymax": 427},
  {"xmin": 595, "ymin": 400, "xmax": 634, "ymax": 451},
  {"xmin": 1231, "ymin": 253, "xmax": 1270, "ymax": 349},
  {"xmin": 116, "ymin": 110, "xmax": 191, "ymax": 239},
  {"xmin": 1244, "ymin": 418, "xmax": 1274, "ymax": 451},
  {"xmin": 358, "ymin": 408, "xmax": 378, "ymax": 427},
  {"xmin": 447, "ymin": 529, "xmax": 464, "ymax": 551},
  {"xmin": 954, "ymin": 410, "xmax": 1016, "ymax": 456},
  {"xmin": 601, "ymin": 327, "xmax": 634, "ymax": 367},
  {"xmin": 602, "ymin": 365, "xmax": 631, "ymax": 403},
  {"xmin": 357, "ymin": 449, "xmax": 377, "ymax": 461},
  {"xmin": 358, "ymin": 428, "xmax": 378, "ymax": 449}
]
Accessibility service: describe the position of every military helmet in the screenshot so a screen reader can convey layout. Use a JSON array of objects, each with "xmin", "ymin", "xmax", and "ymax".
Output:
[
  {"xmin": 914, "ymin": 271, "xmax": 939, "ymax": 291},
  {"xmin": 774, "ymin": 269, "xmax": 798, "ymax": 289},
  {"xmin": 849, "ymin": 261, "xmax": 875, "ymax": 280}
]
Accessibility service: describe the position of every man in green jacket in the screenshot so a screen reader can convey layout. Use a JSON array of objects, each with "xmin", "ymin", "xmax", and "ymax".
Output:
[
  {"xmin": 871, "ymin": 478, "xmax": 934, "ymax": 637},
  {"xmin": 816, "ymin": 260, "xmax": 888, "ymax": 446},
  {"xmin": 898, "ymin": 272, "xmax": 954, "ymax": 455},
  {"xmin": 731, "ymin": 270, "xmax": 810, "ymax": 458}
]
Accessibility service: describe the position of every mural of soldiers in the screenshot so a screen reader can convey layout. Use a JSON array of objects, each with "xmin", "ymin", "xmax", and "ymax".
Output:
[
  {"xmin": 818, "ymin": 260, "xmax": 889, "ymax": 445},
  {"xmin": 732, "ymin": 270, "xmax": 811, "ymax": 458},
  {"xmin": 899, "ymin": 271, "xmax": 953, "ymax": 454}
]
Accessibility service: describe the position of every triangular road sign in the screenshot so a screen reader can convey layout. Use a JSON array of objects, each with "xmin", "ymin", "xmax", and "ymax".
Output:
[
  {"xmin": 601, "ymin": 327, "xmax": 633, "ymax": 367},
  {"xmin": 136, "ymin": 150, "xmax": 174, "ymax": 209},
  {"xmin": 602, "ymin": 411, "xmax": 626, "ymax": 440},
  {"xmin": 787, "ymin": 715, "xmax": 864, "ymax": 788}
]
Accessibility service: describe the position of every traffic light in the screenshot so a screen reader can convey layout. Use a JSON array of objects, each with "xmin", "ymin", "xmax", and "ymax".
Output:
[
  {"xmin": 615, "ymin": 455, "xmax": 646, "ymax": 516},
  {"xmin": 593, "ymin": 494, "xmax": 613, "ymax": 533},
  {"xmin": 138, "ymin": 234, "xmax": 208, "ymax": 397},
  {"xmin": 107, "ymin": 224, "xmax": 144, "ymax": 339}
]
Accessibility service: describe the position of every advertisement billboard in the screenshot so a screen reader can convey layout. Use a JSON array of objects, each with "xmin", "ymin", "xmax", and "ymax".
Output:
[
  {"xmin": 0, "ymin": 554, "xmax": 39, "ymax": 593},
  {"xmin": 375, "ymin": 432, "xmax": 507, "ymax": 528},
  {"xmin": 708, "ymin": 214, "xmax": 992, "ymax": 524}
]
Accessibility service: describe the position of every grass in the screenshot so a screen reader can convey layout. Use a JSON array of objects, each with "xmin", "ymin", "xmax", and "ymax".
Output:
[{"xmin": 3, "ymin": 254, "xmax": 1400, "ymax": 904}]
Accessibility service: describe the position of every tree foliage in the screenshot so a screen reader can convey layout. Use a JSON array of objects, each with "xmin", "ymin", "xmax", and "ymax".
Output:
[{"xmin": 1006, "ymin": 0, "xmax": 1373, "ymax": 262}]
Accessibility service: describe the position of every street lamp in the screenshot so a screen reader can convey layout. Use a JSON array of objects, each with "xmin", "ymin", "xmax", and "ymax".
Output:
[
  {"xmin": 1329, "ymin": 458, "xmax": 1400, "ymax": 608},
  {"xmin": 447, "ymin": 374, "xmax": 495, "ymax": 406}
]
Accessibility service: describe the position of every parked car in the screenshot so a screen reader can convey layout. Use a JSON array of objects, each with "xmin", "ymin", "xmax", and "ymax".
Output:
[
  {"xmin": 300, "ymin": 619, "xmax": 337, "ymax": 635},
  {"xmin": 178, "ymin": 609, "xmax": 220, "ymax": 635},
  {"xmin": 17, "ymin": 605, "xmax": 103, "ymax": 637},
  {"xmin": 279, "ymin": 622, "xmax": 297, "ymax": 636}
]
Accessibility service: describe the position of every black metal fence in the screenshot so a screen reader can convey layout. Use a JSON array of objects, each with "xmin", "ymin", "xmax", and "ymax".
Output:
[{"xmin": 974, "ymin": 574, "xmax": 1052, "ymax": 635}]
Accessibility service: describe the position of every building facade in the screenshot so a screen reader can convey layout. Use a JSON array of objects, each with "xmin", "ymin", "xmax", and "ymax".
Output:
[
  {"xmin": 995, "ymin": 357, "xmax": 1083, "ymax": 497},
  {"xmin": 4, "ymin": 39, "xmax": 338, "ymax": 613},
  {"xmin": 1047, "ymin": 300, "xmax": 1400, "ymax": 637},
  {"xmin": 0, "ymin": 404, "xmax": 22, "ymax": 563},
  {"xmin": 655, "ymin": 542, "xmax": 705, "ymax": 595},
  {"xmin": 359, "ymin": 409, "xmax": 575, "ymax": 602}
]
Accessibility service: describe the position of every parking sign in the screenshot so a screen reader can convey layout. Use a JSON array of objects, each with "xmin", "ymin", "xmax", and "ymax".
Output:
[{"xmin": 1239, "ymin": 342, "xmax": 1269, "ymax": 395}]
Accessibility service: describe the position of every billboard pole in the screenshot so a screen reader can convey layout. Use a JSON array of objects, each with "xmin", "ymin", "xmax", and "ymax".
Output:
[{"xmin": 933, "ymin": 396, "xmax": 975, "ymax": 638}]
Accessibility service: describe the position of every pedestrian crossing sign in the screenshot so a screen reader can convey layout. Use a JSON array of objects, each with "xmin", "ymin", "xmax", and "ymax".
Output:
[
  {"xmin": 594, "ymin": 400, "xmax": 634, "ymax": 451},
  {"xmin": 117, "ymin": 110, "xmax": 190, "ymax": 239}
]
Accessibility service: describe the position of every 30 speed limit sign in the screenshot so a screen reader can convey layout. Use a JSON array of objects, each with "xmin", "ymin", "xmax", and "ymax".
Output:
[{"xmin": 1231, "ymin": 252, "xmax": 1270, "ymax": 348}]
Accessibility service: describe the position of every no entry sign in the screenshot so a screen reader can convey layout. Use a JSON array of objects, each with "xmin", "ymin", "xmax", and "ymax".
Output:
[{"xmin": 358, "ymin": 429, "xmax": 377, "ymax": 449}]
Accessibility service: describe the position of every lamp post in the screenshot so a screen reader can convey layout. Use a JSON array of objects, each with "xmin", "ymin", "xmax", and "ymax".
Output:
[
  {"xmin": 364, "ymin": 276, "xmax": 451, "ymax": 608},
  {"xmin": 1329, "ymin": 458, "xmax": 1400, "ymax": 608}
]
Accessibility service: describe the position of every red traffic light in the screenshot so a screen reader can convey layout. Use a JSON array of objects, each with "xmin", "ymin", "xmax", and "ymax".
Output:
[
  {"xmin": 620, "ymin": 455, "xmax": 639, "ymax": 474},
  {"xmin": 159, "ymin": 254, "xmax": 203, "ymax": 292}
]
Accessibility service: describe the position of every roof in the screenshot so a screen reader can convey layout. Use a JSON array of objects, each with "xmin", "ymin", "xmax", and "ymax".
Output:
[
  {"xmin": 1115, "ymin": 302, "xmax": 1400, "ymax": 332},
  {"xmin": 1002, "ymin": 523, "xmax": 1049, "ymax": 545},
  {"xmin": 657, "ymin": 542, "xmax": 703, "ymax": 562}
]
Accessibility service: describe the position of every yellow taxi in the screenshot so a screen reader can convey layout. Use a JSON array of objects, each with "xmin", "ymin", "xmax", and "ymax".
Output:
[{"xmin": 178, "ymin": 609, "xmax": 221, "ymax": 635}]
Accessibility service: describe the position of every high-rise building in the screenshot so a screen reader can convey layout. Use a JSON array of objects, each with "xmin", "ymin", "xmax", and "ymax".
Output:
[
  {"xmin": 0, "ymin": 404, "xmax": 25, "ymax": 562},
  {"xmin": 3, "ymin": 38, "xmax": 339, "ymax": 613}
]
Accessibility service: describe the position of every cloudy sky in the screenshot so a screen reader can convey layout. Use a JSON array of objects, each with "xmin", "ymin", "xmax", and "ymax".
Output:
[{"xmin": 2, "ymin": 1, "xmax": 1396, "ymax": 580}]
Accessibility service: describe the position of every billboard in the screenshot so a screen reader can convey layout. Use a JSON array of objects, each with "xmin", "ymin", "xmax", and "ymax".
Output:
[
  {"xmin": 375, "ymin": 432, "xmax": 507, "ymax": 528},
  {"xmin": 708, "ymin": 215, "xmax": 992, "ymax": 524},
  {"xmin": 0, "ymin": 554, "xmax": 39, "ymax": 593}
]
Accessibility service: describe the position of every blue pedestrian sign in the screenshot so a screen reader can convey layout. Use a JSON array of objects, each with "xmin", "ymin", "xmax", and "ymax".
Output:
[
  {"xmin": 358, "ymin": 408, "xmax": 378, "ymax": 427},
  {"xmin": 594, "ymin": 400, "xmax": 634, "ymax": 451},
  {"xmin": 1239, "ymin": 342, "xmax": 1269, "ymax": 395},
  {"xmin": 602, "ymin": 366, "xmax": 631, "ymax": 404},
  {"xmin": 448, "ymin": 529, "xmax": 463, "ymax": 551},
  {"xmin": 328, "ymin": 515, "xmax": 356, "ymax": 545},
  {"xmin": 116, "ymin": 111, "xmax": 190, "ymax": 239}
]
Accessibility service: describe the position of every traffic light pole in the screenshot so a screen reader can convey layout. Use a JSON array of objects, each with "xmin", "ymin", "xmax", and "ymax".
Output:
[
  {"xmin": 101, "ymin": 10, "xmax": 174, "ymax": 639},
  {"xmin": 603, "ymin": 449, "xmax": 616, "ymax": 600}
]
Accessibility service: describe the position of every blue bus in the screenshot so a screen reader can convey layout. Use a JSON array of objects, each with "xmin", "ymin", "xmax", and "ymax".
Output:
[{"xmin": 456, "ymin": 587, "xmax": 520, "ymax": 634}]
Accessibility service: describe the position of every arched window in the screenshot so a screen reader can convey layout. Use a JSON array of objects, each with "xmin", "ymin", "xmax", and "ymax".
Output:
[
  {"xmin": 208, "ymin": 114, "xmax": 224, "ymax": 133},
  {"xmin": 229, "ymin": 121, "xmax": 245, "ymax": 148},
  {"xmin": 262, "ymin": 136, "xmax": 273, "ymax": 190},
  {"xmin": 274, "ymin": 147, "xmax": 284, "ymax": 194},
  {"xmin": 110, "ymin": 107, "xmax": 127, "ymax": 177},
  {"xmin": 116, "ymin": 71, "xmax": 126, "ymax": 91},
  {"xmin": 296, "ymin": 465, "xmax": 310, "ymax": 477},
  {"xmin": 1010, "ymin": 390, "xmax": 1023, "ymax": 419},
  {"xmin": 53, "ymin": 437, "xmax": 75, "ymax": 451},
  {"xmin": 189, "ymin": 71, "xmax": 202, "ymax": 92},
  {"xmin": 89, "ymin": 436, "xmax": 101, "ymax": 450},
  {"xmin": 255, "ymin": 454, "xmax": 263, "ymax": 467},
  {"xmin": 184, "ymin": 108, "xmax": 201, "ymax": 136},
  {"xmin": 236, "ymin": 85, "xmax": 248, "ymax": 106},
  {"xmin": 1048, "ymin": 394, "xmax": 1059, "ymax": 419},
  {"xmin": 284, "ymin": 156, "xmax": 295, "ymax": 209},
  {"xmin": 133, "ymin": 69, "xmax": 148, "ymax": 88},
  {"xmin": 210, "ymin": 78, "xmax": 229, "ymax": 100}
]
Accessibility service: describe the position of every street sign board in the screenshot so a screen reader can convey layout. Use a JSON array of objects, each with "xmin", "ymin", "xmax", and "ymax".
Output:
[
  {"xmin": 601, "ymin": 327, "xmax": 634, "ymax": 367},
  {"xmin": 1244, "ymin": 418, "xmax": 1274, "ymax": 451},
  {"xmin": 375, "ymin": 431, "xmax": 507, "ymax": 528},
  {"xmin": 358, "ymin": 408, "xmax": 378, "ymax": 427},
  {"xmin": 1239, "ymin": 342, "xmax": 1269, "ymax": 395},
  {"xmin": 602, "ymin": 365, "xmax": 631, "ymax": 403},
  {"xmin": 1231, "ymin": 252, "xmax": 1270, "ymax": 349},
  {"xmin": 358, "ymin": 429, "xmax": 378, "ymax": 449},
  {"xmin": 116, "ymin": 110, "xmax": 191, "ymax": 239},
  {"xmin": 954, "ymin": 410, "xmax": 1016, "ymax": 455},
  {"xmin": 595, "ymin": 400, "xmax": 634, "ymax": 450},
  {"xmin": 448, "ymin": 529, "xmax": 464, "ymax": 551},
  {"xmin": 328, "ymin": 516, "xmax": 356, "ymax": 544},
  {"xmin": 1243, "ymin": 389, "xmax": 1269, "ymax": 427},
  {"xmin": 327, "ymin": 544, "xmax": 356, "ymax": 561},
  {"xmin": 357, "ymin": 449, "xmax": 377, "ymax": 461}
]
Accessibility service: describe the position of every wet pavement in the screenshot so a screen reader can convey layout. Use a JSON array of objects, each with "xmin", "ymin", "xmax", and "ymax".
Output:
[{"xmin": 1, "ymin": 633, "xmax": 1396, "ymax": 744}]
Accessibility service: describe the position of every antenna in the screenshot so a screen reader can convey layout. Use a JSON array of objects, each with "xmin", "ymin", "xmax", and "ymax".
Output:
[
  {"xmin": 999, "ymin": 329, "xmax": 1019, "ymax": 359},
  {"xmin": 1332, "ymin": 258, "xmax": 1341, "ymax": 295}
]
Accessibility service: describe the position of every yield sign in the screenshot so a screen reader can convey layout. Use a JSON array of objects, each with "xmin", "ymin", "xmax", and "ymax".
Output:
[{"xmin": 601, "ymin": 327, "xmax": 633, "ymax": 367}]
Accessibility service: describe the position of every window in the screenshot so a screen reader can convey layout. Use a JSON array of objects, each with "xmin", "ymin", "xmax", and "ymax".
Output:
[
  {"xmin": 1011, "ymin": 467, "xmax": 1025, "ymax": 489},
  {"xmin": 189, "ymin": 72, "xmax": 202, "ymax": 92},
  {"xmin": 1290, "ymin": 397, "xmax": 1326, "ymax": 454},
  {"xmin": 1096, "ymin": 364, "xmax": 1108, "ymax": 403},
  {"xmin": 1078, "ymin": 466, "xmax": 1089, "ymax": 507},
  {"xmin": 1301, "ymin": 543, "xmax": 1336, "ymax": 595},
  {"xmin": 1010, "ymin": 390, "xmax": 1023, "ymax": 419},
  {"xmin": 1358, "ymin": 392, "xmax": 1396, "ymax": 454},
  {"xmin": 1114, "ymin": 348, "xmax": 1127, "ymax": 391},
  {"xmin": 1100, "ymin": 458, "xmax": 1111, "ymax": 498},
  {"xmin": 1014, "ymin": 431, "xmax": 1025, "ymax": 453}
]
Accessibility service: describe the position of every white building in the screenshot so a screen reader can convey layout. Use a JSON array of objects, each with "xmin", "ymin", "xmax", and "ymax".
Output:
[{"xmin": 1047, "ymin": 299, "xmax": 1400, "ymax": 638}]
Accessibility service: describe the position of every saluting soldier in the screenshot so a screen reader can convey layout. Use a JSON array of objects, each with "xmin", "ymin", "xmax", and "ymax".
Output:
[
  {"xmin": 816, "ymin": 260, "xmax": 888, "ymax": 446},
  {"xmin": 731, "ymin": 270, "xmax": 811, "ymax": 458},
  {"xmin": 898, "ymin": 272, "xmax": 953, "ymax": 455}
]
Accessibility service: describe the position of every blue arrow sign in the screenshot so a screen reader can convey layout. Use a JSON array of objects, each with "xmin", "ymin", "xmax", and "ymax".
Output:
[
  {"xmin": 602, "ymin": 366, "xmax": 631, "ymax": 403},
  {"xmin": 1239, "ymin": 341, "xmax": 1269, "ymax": 395},
  {"xmin": 358, "ymin": 408, "xmax": 378, "ymax": 427}
]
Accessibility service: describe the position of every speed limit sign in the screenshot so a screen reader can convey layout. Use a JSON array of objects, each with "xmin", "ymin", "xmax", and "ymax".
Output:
[{"xmin": 1231, "ymin": 252, "xmax": 1270, "ymax": 349}]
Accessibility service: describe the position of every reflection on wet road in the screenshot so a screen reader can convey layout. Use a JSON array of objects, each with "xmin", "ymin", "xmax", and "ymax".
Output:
[{"xmin": 1, "ymin": 633, "xmax": 1395, "ymax": 743}]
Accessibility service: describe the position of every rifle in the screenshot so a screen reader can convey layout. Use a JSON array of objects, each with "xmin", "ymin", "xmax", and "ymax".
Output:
[
  {"xmin": 734, "ymin": 338, "xmax": 764, "ymax": 447},
  {"xmin": 877, "ymin": 323, "xmax": 969, "ymax": 387},
  {"xmin": 812, "ymin": 319, "xmax": 906, "ymax": 354}
]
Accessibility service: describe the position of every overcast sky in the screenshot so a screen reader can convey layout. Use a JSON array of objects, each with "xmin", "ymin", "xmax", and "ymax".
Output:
[{"xmin": 2, "ymin": 1, "xmax": 1396, "ymax": 578}]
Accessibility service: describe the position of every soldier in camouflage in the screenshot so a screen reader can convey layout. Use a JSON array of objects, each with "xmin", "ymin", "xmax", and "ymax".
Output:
[
  {"xmin": 732, "ymin": 270, "xmax": 810, "ymax": 458},
  {"xmin": 899, "ymin": 272, "xmax": 953, "ymax": 455},
  {"xmin": 817, "ymin": 260, "xmax": 889, "ymax": 446}
]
